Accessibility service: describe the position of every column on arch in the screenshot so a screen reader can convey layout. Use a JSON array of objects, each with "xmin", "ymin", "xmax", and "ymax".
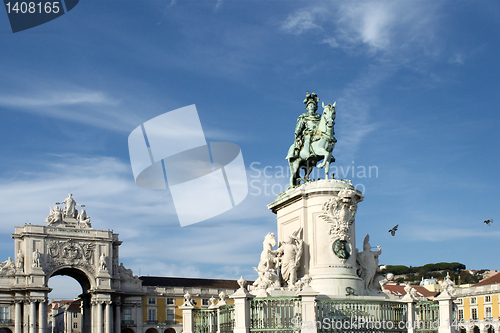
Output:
[
  {"xmin": 14, "ymin": 300, "xmax": 22, "ymax": 333},
  {"xmin": 97, "ymin": 301, "xmax": 104, "ymax": 333},
  {"xmin": 91, "ymin": 300, "xmax": 98, "ymax": 333},
  {"xmin": 29, "ymin": 300, "xmax": 37, "ymax": 333},
  {"xmin": 105, "ymin": 301, "xmax": 112, "ymax": 333},
  {"xmin": 114, "ymin": 297, "xmax": 121, "ymax": 333},
  {"xmin": 38, "ymin": 297, "xmax": 47, "ymax": 333}
]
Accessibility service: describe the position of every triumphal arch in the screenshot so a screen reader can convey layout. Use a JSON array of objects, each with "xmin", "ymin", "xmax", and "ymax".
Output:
[{"xmin": 0, "ymin": 194, "xmax": 143, "ymax": 333}]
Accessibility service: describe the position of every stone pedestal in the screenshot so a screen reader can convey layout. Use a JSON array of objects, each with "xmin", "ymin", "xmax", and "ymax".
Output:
[{"xmin": 268, "ymin": 179, "xmax": 364, "ymax": 296}]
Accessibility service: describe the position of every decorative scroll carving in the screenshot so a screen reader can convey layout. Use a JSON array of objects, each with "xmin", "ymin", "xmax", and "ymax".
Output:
[
  {"xmin": 319, "ymin": 189, "xmax": 361, "ymax": 263},
  {"xmin": 46, "ymin": 239, "xmax": 95, "ymax": 273}
]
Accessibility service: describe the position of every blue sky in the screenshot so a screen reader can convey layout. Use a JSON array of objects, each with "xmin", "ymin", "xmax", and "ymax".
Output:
[{"xmin": 1, "ymin": 0, "xmax": 500, "ymax": 298}]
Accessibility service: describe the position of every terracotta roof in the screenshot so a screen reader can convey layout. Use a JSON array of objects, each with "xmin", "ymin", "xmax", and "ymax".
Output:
[
  {"xmin": 67, "ymin": 300, "xmax": 81, "ymax": 313},
  {"xmin": 474, "ymin": 273, "xmax": 500, "ymax": 286},
  {"xmin": 382, "ymin": 285, "xmax": 439, "ymax": 297},
  {"xmin": 140, "ymin": 276, "xmax": 249, "ymax": 290}
]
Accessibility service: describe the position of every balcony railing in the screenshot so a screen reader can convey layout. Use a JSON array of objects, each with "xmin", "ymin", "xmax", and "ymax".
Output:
[
  {"xmin": 0, "ymin": 319, "xmax": 14, "ymax": 325},
  {"xmin": 121, "ymin": 320, "xmax": 135, "ymax": 326}
]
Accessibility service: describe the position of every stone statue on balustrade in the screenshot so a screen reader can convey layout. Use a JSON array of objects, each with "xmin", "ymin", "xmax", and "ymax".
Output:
[
  {"xmin": 274, "ymin": 228, "xmax": 303, "ymax": 289},
  {"xmin": 357, "ymin": 234, "xmax": 381, "ymax": 293},
  {"xmin": 32, "ymin": 249, "xmax": 41, "ymax": 269},
  {"xmin": 440, "ymin": 272, "xmax": 456, "ymax": 296},
  {"xmin": 99, "ymin": 253, "xmax": 108, "ymax": 271},
  {"xmin": 16, "ymin": 250, "xmax": 24, "ymax": 272},
  {"xmin": 286, "ymin": 92, "xmax": 337, "ymax": 186},
  {"xmin": 253, "ymin": 233, "xmax": 280, "ymax": 290}
]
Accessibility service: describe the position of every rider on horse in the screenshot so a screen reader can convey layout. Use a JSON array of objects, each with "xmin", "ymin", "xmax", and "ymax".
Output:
[{"xmin": 286, "ymin": 92, "xmax": 321, "ymax": 160}]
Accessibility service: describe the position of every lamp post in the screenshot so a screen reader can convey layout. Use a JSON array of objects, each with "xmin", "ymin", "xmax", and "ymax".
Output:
[{"xmin": 157, "ymin": 318, "xmax": 166, "ymax": 333}]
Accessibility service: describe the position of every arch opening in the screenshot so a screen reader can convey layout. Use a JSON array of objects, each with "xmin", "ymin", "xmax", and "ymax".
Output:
[
  {"xmin": 50, "ymin": 267, "xmax": 92, "ymax": 293},
  {"xmin": 48, "ymin": 268, "xmax": 93, "ymax": 333},
  {"xmin": 122, "ymin": 328, "xmax": 135, "ymax": 333}
]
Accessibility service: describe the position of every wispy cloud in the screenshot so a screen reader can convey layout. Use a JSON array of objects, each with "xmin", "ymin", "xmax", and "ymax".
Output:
[
  {"xmin": 0, "ymin": 91, "xmax": 119, "ymax": 108},
  {"xmin": 449, "ymin": 53, "xmax": 464, "ymax": 65},
  {"xmin": 282, "ymin": 1, "xmax": 442, "ymax": 60},
  {"xmin": 215, "ymin": 0, "xmax": 223, "ymax": 11},
  {"xmin": 0, "ymin": 80, "xmax": 149, "ymax": 132},
  {"xmin": 281, "ymin": 7, "xmax": 324, "ymax": 35}
]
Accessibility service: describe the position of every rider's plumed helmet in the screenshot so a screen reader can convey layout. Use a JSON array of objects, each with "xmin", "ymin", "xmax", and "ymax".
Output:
[{"xmin": 303, "ymin": 91, "xmax": 320, "ymax": 111}]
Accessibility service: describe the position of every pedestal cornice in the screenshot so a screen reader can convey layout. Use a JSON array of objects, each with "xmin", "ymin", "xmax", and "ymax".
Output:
[{"xmin": 268, "ymin": 179, "xmax": 362, "ymax": 214}]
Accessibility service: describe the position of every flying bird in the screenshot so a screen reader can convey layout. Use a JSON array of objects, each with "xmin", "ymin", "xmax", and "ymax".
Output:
[
  {"xmin": 389, "ymin": 225, "xmax": 399, "ymax": 236},
  {"xmin": 484, "ymin": 219, "xmax": 493, "ymax": 226}
]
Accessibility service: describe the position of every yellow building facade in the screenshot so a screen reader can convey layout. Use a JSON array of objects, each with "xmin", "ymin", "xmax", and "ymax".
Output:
[
  {"xmin": 136, "ymin": 277, "xmax": 238, "ymax": 333},
  {"xmin": 454, "ymin": 274, "xmax": 500, "ymax": 332}
]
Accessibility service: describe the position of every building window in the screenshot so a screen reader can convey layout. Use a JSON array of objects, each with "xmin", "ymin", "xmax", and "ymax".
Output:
[
  {"xmin": 0, "ymin": 307, "xmax": 8, "ymax": 320},
  {"xmin": 485, "ymin": 295, "xmax": 491, "ymax": 303},
  {"xmin": 148, "ymin": 298, "xmax": 156, "ymax": 305},
  {"xmin": 202, "ymin": 299, "xmax": 209, "ymax": 306},
  {"xmin": 73, "ymin": 323, "xmax": 78, "ymax": 329},
  {"xmin": 166, "ymin": 298, "xmax": 174, "ymax": 305},
  {"xmin": 123, "ymin": 308, "xmax": 132, "ymax": 322},
  {"xmin": 73, "ymin": 312, "xmax": 78, "ymax": 318},
  {"xmin": 458, "ymin": 309, "xmax": 464, "ymax": 320},
  {"xmin": 486, "ymin": 307, "xmax": 492, "ymax": 318},
  {"xmin": 166, "ymin": 309, "xmax": 175, "ymax": 322},
  {"xmin": 471, "ymin": 308, "xmax": 478, "ymax": 320},
  {"xmin": 471, "ymin": 297, "xmax": 476, "ymax": 304},
  {"xmin": 148, "ymin": 309, "xmax": 156, "ymax": 322},
  {"xmin": 457, "ymin": 299, "xmax": 463, "ymax": 304}
]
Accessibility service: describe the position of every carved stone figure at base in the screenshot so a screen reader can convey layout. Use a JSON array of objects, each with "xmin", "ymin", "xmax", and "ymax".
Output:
[
  {"xmin": 357, "ymin": 234, "xmax": 381, "ymax": 293},
  {"xmin": 253, "ymin": 233, "xmax": 280, "ymax": 289},
  {"xmin": 275, "ymin": 228, "xmax": 303, "ymax": 289}
]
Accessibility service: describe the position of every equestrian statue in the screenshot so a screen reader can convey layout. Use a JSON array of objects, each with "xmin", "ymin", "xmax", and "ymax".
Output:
[{"xmin": 286, "ymin": 92, "xmax": 337, "ymax": 187}]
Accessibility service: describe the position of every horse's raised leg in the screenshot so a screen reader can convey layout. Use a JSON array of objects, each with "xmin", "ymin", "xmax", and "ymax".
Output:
[{"xmin": 314, "ymin": 141, "xmax": 330, "ymax": 169}]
